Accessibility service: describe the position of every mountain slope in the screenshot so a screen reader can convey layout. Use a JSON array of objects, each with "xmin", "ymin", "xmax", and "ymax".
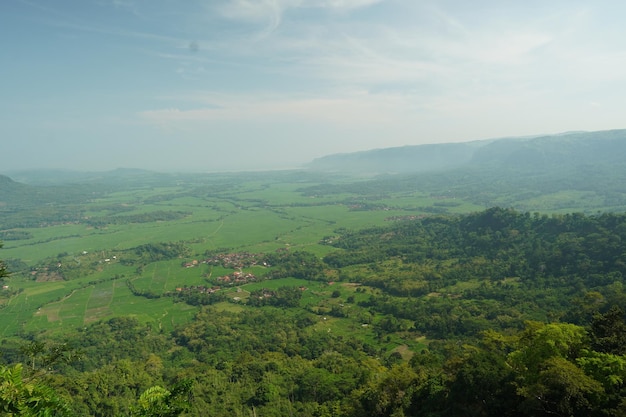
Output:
[
  {"xmin": 307, "ymin": 142, "xmax": 484, "ymax": 173},
  {"xmin": 307, "ymin": 129, "xmax": 626, "ymax": 174},
  {"xmin": 0, "ymin": 175, "xmax": 36, "ymax": 206}
]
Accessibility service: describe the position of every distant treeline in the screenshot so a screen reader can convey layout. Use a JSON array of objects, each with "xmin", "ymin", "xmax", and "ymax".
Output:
[{"xmin": 84, "ymin": 210, "xmax": 191, "ymax": 228}]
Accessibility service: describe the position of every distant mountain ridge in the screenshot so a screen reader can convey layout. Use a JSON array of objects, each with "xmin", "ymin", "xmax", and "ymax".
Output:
[
  {"xmin": 307, "ymin": 129, "xmax": 626, "ymax": 174},
  {"xmin": 0, "ymin": 174, "xmax": 32, "ymax": 206},
  {"xmin": 0, "ymin": 173, "xmax": 109, "ymax": 208},
  {"xmin": 3, "ymin": 167, "xmax": 159, "ymax": 186}
]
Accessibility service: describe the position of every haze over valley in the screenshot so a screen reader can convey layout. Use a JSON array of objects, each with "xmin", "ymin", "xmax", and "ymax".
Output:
[{"xmin": 3, "ymin": 1, "xmax": 626, "ymax": 416}]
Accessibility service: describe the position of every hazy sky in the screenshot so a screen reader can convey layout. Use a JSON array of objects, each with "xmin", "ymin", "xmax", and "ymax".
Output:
[{"xmin": 2, "ymin": 0, "xmax": 626, "ymax": 172}]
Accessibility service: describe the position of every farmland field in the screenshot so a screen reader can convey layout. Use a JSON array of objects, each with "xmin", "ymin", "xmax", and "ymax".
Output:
[
  {"xmin": 0, "ymin": 168, "xmax": 619, "ymax": 342},
  {"xmin": 1, "ymin": 170, "xmax": 462, "ymax": 339}
]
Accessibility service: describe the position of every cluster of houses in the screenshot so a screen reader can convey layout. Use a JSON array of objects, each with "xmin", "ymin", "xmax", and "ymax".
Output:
[
  {"xmin": 254, "ymin": 286, "xmax": 308, "ymax": 300},
  {"xmin": 175, "ymin": 285, "xmax": 221, "ymax": 294},
  {"xmin": 181, "ymin": 259, "xmax": 201, "ymax": 268},
  {"xmin": 216, "ymin": 271, "xmax": 257, "ymax": 285},
  {"xmin": 30, "ymin": 265, "xmax": 64, "ymax": 282},
  {"xmin": 205, "ymin": 251, "xmax": 266, "ymax": 268},
  {"xmin": 182, "ymin": 252, "xmax": 267, "ymax": 269},
  {"xmin": 385, "ymin": 215, "xmax": 426, "ymax": 221}
]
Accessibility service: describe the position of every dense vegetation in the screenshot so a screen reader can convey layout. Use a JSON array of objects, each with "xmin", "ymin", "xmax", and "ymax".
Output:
[
  {"xmin": 305, "ymin": 130, "xmax": 626, "ymax": 213},
  {"xmin": 3, "ymin": 205, "xmax": 626, "ymax": 416},
  {"xmin": 4, "ymin": 138, "xmax": 626, "ymax": 416}
]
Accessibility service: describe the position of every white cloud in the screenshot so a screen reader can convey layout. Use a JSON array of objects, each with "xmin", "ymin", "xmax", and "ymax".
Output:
[
  {"xmin": 216, "ymin": 0, "xmax": 298, "ymax": 36},
  {"xmin": 140, "ymin": 1, "xmax": 626, "ymax": 138},
  {"xmin": 139, "ymin": 90, "xmax": 409, "ymax": 127},
  {"xmin": 9, "ymin": 0, "xmax": 626, "ymax": 173}
]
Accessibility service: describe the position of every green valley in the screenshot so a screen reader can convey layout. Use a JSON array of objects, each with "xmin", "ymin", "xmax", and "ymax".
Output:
[{"xmin": 3, "ymin": 132, "xmax": 626, "ymax": 416}]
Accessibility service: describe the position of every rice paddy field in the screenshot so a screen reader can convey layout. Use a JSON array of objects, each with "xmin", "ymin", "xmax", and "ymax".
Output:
[
  {"xmin": 0, "ymin": 168, "xmax": 590, "ymax": 342},
  {"xmin": 0, "ymin": 171, "xmax": 451, "ymax": 338}
]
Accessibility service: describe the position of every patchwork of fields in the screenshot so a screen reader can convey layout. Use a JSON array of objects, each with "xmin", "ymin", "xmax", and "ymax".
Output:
[
  {"xmin": 0, "ymin": 171, "xmax": 480, "ymax": 343},
  {"xmin": 2, "ymin": 167, "xmax": 612, "ymax": 345}
]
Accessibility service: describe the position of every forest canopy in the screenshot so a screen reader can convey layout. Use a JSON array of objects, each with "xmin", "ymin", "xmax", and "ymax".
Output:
[{"xmin": 3, "ymin": 207, "xmax": 626, "ymax": 416}]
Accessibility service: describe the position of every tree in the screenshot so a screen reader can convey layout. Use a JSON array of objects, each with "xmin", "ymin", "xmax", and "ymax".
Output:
[
  {"xmin": 130, "ymin": 380, "xmax": 193, "ymax": 417},
  {"xmin": 517, "ymin": 357, "xmax": 603, "ymax": 417},
  {"xmin": 508, "ymin": 322, "xmax": 588, "ymax": 375},
  {"xmin": 357, "ymin": 363, "xmax": 423, "ymax": 417},
  {"xmin": 0, "ymin": 340, "xmax": 83, "ymax": 416},
  {"xmin": 447, "ymin": 350, "xmax": 518, "ymax": 417},
  {"xmin": 19, "ymin": 341, "xmax": 81, "ymax": 373},
  {"xmin": 0, "ymin": 363, "xmax": 73, "ymax": 417},
  {"xmin": 0, "ymin": 241, "xmax": 8, "ymax": 282},
  {"xmin": 506, "ymin": 322, "xmax": 606, "ymax": 417},
  {"xmin": 590, "ymin": 307, "xmax": 626, "ymax": 355}
]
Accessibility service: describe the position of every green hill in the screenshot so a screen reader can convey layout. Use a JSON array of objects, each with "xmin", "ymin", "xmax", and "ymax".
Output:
[{"xmin": 308, "ymin": 129, "xmax": 626, "ymax": 174}]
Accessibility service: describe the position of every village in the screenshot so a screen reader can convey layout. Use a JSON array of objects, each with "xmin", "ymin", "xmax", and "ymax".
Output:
[
  {"xmin": 174, "ymin": 285, "xmax": 221, "ymax": 295},
  {"xmin": 182, "ymin": 251, "xmax": 266, "ymax": 269},
  {"xmin": 178, "ymin": 252, "xmax": 264, "ymax": 297}
]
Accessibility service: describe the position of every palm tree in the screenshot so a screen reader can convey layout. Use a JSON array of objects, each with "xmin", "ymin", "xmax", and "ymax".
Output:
[
  {"xmin": 0, "ymin": 363, "xmax": 73, "ymax": 416},
  {"xmin": 130, "ymin": 380, "xmax": 193, "ymax": 417}
]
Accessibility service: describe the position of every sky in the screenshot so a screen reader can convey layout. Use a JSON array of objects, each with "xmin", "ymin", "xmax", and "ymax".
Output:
[{"xmin": 2, "ymin": 0, "xmax": 626, "ymax": 172}]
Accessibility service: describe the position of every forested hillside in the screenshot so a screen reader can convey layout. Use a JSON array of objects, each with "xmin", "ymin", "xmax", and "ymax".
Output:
[
  {"xmin": 308, "ymin": 129, "xmax": 626, "ymax": 174},
  {"xmin": 306, "ymin": 130, "xmax": 626, "ymax": 211},
  {"xmin": 3, "ymin": 207, "xmax": 626, "ymax": 416}
]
